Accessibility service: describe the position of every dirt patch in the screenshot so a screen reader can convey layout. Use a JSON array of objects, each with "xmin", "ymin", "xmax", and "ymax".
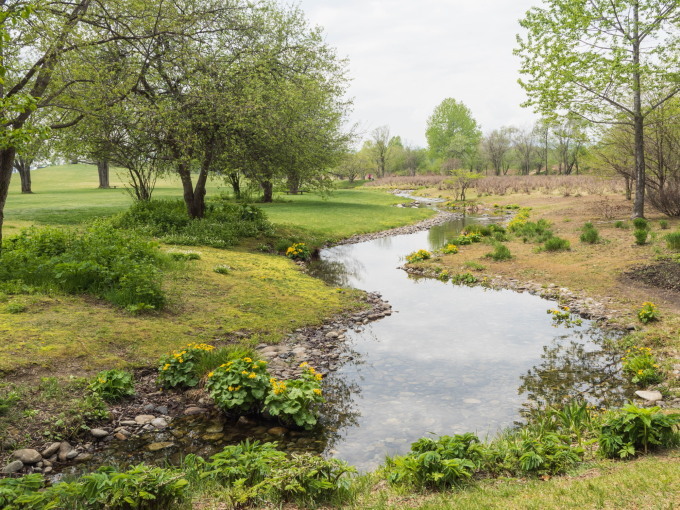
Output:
[{"xmin": 623, "ymin": 260, "xmax": 680, "ymax": 293}]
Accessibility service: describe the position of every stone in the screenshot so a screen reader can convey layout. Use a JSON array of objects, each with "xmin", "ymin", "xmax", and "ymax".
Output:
[
  {"xmin": 43, "ymin": 467, "xmax": 53, "ymax": 475},
  {"xmin": 90, "ymin": 428, "xmax": 109, "ymax": 439},
  {"xmin": 114, "ymin": 432, "xmax": 128, "ymax": 441},
  {"xmin": 237, "ymin": 416, "xmax": 257, "ymax": 426},
  {"xmin": 41, "ymin": 442, "xmax": 61, "ymax": 458},
  {"xmin": 58, "ymin": 442, "xmax": 74, "ymax": 462},
  {"xmin": 184, "ymin": 406, "xmax": 208, "ymax": 416},
  {"xmin": 635, "ymin": 390, "xmax": 663, "ymax": 402},
  {"xmin": 2, "ymin": 460, "xmax": 24, "ymax": 473},
  {"xmin": 134, "ymin": 414, "xmax": 155, "ymax": 425},
  {"xmin": 13, "ymin": 449, "xmax": 42, "ymax": 465},
  {"xmin": 205, "ymin": 423, "xmax": 224, "ymax": 434},
  {"xmin": 325, "ymin": 331, "xmax": 339, "ymax": 339},
  {"xmin": 75, "ymin": 453, "xmax": 93, "ymax": 463},
  {"xmin": 120, "ymin": 420, "xmax": 137, "ymax": 427},
  {"xmin": 154, "ymin": 406, "xmax": 169, "ymax": 415},
  {"xmin": 65, "ymin": 450, "xmax": 79, "ymax": 460},
  {"xmin": 151, "ymin": 418, "xmax": 168, "ymax": 429},
  {"xmin": 201, "ymin": 433, "xmax": 225, "ymax": 441},
  {"xmin": 147, "ymin": 442, "xmax": 175, "ymax": 452},
  {"xmin": 143, "ymin": 404, "xmax": 155, "ymax": 412},
  {"xmin": 267, "ymin": 427, "xmax": 289, "ymax": 436}
]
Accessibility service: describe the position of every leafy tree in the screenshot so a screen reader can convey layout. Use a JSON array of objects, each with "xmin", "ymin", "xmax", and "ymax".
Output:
[
  {"xmin": 552, "ymin": 119, "xmax": 589, "ymax": 175},
  {"xmin": 513, "ymin": 127, "xmax": 537, "ymax": 176},
  {"xmin": 426, "ymin": 98, "xmax": 482, "ymax": 170},
  {"xmin": 370, "ymin": 125, "xmax": 392, "ymax": 178},
  {"xmin": 483, "ymin": 126, "xmax": 516, "ymax": 176},
  {"xmin": 516, "ymin": 0, "xmax": 680, "ymax": 217}
]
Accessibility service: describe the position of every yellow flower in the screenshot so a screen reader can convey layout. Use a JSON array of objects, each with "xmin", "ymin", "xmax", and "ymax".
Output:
[
  {"xmin": 208, "ymin": 372, "xmax": 214, "ymax": 378},
  {"xmin": 315, "ymin": 373, "xmax": 322, "ymax": 381},
  {"xmin": 314, "ymin": 389, "xmax": 322, "ymax": 395},
  {"xmin": 228, "ymin": 386, "xmax": 234, "ymax": 391},
  {"xmin": 248, "ymin": 372, "xmax": 257, "ymax": 379},
  {"xmin": 242, "ymin": 370, "xmax": 248, "ymax": 375},
  {"xmin": 243, "ymin": 357, "xmax": 252, "ymax": 363},
  {"xmin": 162, "ymin": 364, "xmax": 170, "ymax": 371},
  {"xmin": 299, "ymin": 362, "xmax": 309, "ymax": 368}
]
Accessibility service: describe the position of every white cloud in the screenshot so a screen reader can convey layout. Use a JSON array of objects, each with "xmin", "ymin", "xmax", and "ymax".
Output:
[{"xmin": 294, "ymin": 0, "xmax": 540, "ymax": 146}]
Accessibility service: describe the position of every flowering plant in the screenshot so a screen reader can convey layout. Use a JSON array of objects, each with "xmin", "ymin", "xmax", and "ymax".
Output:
[
  {"xmin": 206, "ymin": 357, "xmax": 271, "ymax": 413},
  {"xmin": 89, "ymin": 369, "xmax": 135, "ymax": 401},
  {"xmin": 405, "ymin": 249, "xmax": 432, "ymax": 263},
  {"xmin": 286, "ymin": 243, "xmax": 311, "ymax": 261},
  {"xmin": 622, "ymin": 346, "xmax": 662, "ymax": 386},
  {"xmin": 157, "ymin": 342, "xmax": 215, "ymax": 389},
  {"xmin": 441, "ymin": 244, "xmax": 459, "ymax": 255},
  {"xmin": 637, "ymin": 302, "xmax": 659, "ymax": 324},
  {"xmin": 264, "ymin": 363, "xmax": 325, "ymax": 430},
  {"xmin": 547, "ymin": 306, "xmax": 582, "ymax": 328}
]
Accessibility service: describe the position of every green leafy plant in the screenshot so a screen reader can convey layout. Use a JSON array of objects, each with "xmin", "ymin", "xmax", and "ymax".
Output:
[
  {"xmin": 264, "ymin": 363, "xmax": 325, "ymax": 430},
  {"xmin": 658, "ymin": 220, "xmax": 669, "ymax": 230},
  {"xmin": 542, "ymin": 236, "xmax": 570, "ymax": 252},
  {"xmin": 547, "ymin": 306, "xmax": 582, "ymax": 328},
  {"xmin": 196, "ymin": 440, "xmax": 286, "ymax": 486},
  {"xmin": 4, "ymin": 302, "xmax": 26, "ymax": 314},
  {"xmin": 168, "ymin": 250, "xmax": 201, "ymax": 261},
  {"xmin": 205, "ymin": 356, "xmax": 271, "ymax": 413},
  {"xmin": 286, "ymin": 242, "xmax": 311, "ymax": 261},
  {"xmin": 665, "ymin": 231, "xmax": 680, "ymax": 250},
  {"xmin": 637, "ymin": 301, "xmax": 659, "ymax": 324},
  {"xmin": 157, "ymin": 342, "xmax": 216, "ymax": 389},
  {"xmin": 463, "ymin": 261, "xmax": 486, "ymax": 271},
  {"xmin": 405, "ymin": 249, "xmax": 432, "ymax": 263},
  {"xmin": 88, "ymin": 369, "xmax": 135, "ymax": 401},
  {"xmin": 621, "ymin": 345, "xmax": 662, "ymax": 386},
  {"xmin": 0, "ymin": 390, "xmax": 20, "ymax": 416},
  {"xmin": 632, "ymin": 217, "xmax": 649, "ymax": 230},
  {"xmin": 450, "ymin": 272, "xmax": 478, "ymax": 285},
  {"xmin": 213, "ymin": 264, "xmax": 231, "ymax": 275},
  {"xmin": 633, "ymin": 228, "xmax": 648, "ymax": 245},
  {"xmin": 441, "ymin": 243, "xmax": 459, "ymax": 255},
  {"xmin": 580, "ymin": 222, "xmax": 600, "ymax": 244},
  {"xmin": 614, "ymin": 220, "xmax": 628, "ymax": 229},
  {"xmin": 386, "ymin": 433, "xmax": 485, "ymax": 490},
  {"xmin": 599, "ymin": 404, "xmax": 680, "ymax": 458},
  {"xmin": 485, "ymin": 243, "xmax": 512, "ymax": 261}
]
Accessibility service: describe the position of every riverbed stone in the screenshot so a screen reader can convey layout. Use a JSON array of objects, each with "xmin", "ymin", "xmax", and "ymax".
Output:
[
  {"xmin": 65, "ymin": 449, "xmax": 79, "ymax": 460},
  {"xmin": 201, "ymin": 433, "xmax": 225, "ymax": 441},
  {"xmin": 154, "ymin": 406, "xmax": 169, "ymax": 415},
  {"xmin": 90, "ymin": 428, "xmax": 109, "ymax": 439},
  {"xmin": 120, "ymin": 420, "xmax": 137, "ymax": 427},
  {"xmin": 151, "ymin": 418, "xmax": 168, "ymax": 429},
  {"xmin": 135, "ymin": 414, "xmax": 155, "ymax": 425},
  {"xmin": 635, "ymin": 390, "xmax": 663, "ymax": 402},
  {"xmin": 41, "ymin": 442, "xmax": 61, "ymax": 458},
  {"xmin": 13, "ymin": 449, "xmax": 42, "ymax": 465},
  {"xmin": 75, "ymin": 453, "xmax": 93, "ymax": 463},
  {"xmin": 147, "ymin": 442, "xmax": 175, "ymax": 452},
  {"xmin": 114, "ymin": 432, "xmax": 128, "ymax": 441},
  {"xmin": 57, "ymin": 442, "xmax": 74, "ymax": 462},
  {"xmin": 205, "ymin": 423, "xmax": 224, "ymax": 434},
  {"xmin": 267, "ymin": 427, "xmax": 288, "ymax": 436},
  {"xmin": 184, "ymin": 406, "xmax": 208, "ymax": 415},
  {"xmin": 2, "ymin": 460, "xmax": 24, "ymax": 473}
]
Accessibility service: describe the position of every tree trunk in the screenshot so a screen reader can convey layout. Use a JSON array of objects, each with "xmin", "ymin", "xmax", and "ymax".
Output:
[
  {"xmin": 97, "ymin": 159, "xmax": 110, "ymax": 188},
  {"xmin": 178, "ymin": 163, "xmax": 207, "ymax": 219},
  {"xmin": 15, "ymin": 157, "xmax": 33, "ymax": 193},
  {"xmin": 261, "ymin": 180, "xmax": 273, "ymax": 203},
  {"xmin": 227, "ymin": 172, "xmax": 241, "ymax": 199},
  {"xmin": 631, "ymin": 3, "xmax": 646, "ymax": 219},
  {"xmin": 0, "ymin": 148, "xmax": 17, "ymax": 251}
]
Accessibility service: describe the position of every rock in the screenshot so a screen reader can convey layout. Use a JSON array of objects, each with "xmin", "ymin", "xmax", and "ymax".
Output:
[
  {"xmin": 2, "ymin": 460, "xmax": 24, "ymax": 473},
  {"xmin": 120, "ymin": 420, "xmax": 137, "ymax": 427},
  {"xmin": 325, "ymin": 331, "xmax": 339, "ymax": 339},
  {"xmin": 90, "ymin": 428, "xmax": 109, "ymax": 439},
  {"xmin": 205, "ymin": 423, "xmax": 224, "ymax": 434},
  {"xmin": 154, "ymin": 406, "xmax": 169, "ymax": 415},
  {"xmin": 43, "ymin": 466, "xmax": 53, "ymax": 475},
  {"xmin": 267, "ymin": 427, "xmax": 289, "ymax": 436},
  {"xmin": 41, "ymin": 442, "xmax": 61, "ymax": 458},
  {"xmin": 184, "ymin": 406, "xmax": 208, "ymax": 416},
  {"xmin": 147, "ymin": 442, "xmax": 175, "ymax": 452},
  {"xmin": 75, "ymin": 453, "xmax": 93, "ymax": 463},
  {"xmin": 143, "ymin": 404, "xmax": 155, "ymax": 412},
  {"xmin": 201, "ymin": 433, "xmax": 225, "ymax": 441},
  {"xmin": 65, "ymin": 450, "xmax": 79, "ymax": 460},
  {"xmin": 58, "ymin": 442, "xmax": 74, "ymax": 462},
  {"xmin": 635, "ymin": 390, "xmax": 663, "ymax": 402},
  {"xmin": 151, "ymin": 418, "xmax": 168, "ymax": 429},
  {"xmin": 13, "ymin": 449, "xmax": 42, "ymax": 465},
  {"xmin": 135, "ymin": 414, "xmax": 155, "ymax": 425},
  {"xmin": 237, "ymin": 416, "xmax": 257, "ymax": 426},
  {"xmin": 114, "ymin": 432, "xmax": 128, "ymax": 441}
]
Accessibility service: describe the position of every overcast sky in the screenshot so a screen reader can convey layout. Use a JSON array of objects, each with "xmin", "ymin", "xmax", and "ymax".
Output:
[{"xmin": 295, "ymin": 0, "xmax": 540, "ymax": 148}]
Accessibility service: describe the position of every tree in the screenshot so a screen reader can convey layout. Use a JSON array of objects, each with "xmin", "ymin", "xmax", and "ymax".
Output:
[
  {"xmin": 483, "ymin": 127, "xmax": 516, "ymax": 176},
  {"xmin": 513, "ymin": 127, "xmax": 537, "ymax": 176},
  {"xmin": 426, "ymin": 98, "xmax": 482, "ymax": 170},
  {"xmin": 516, "ymin": 0, "xmax": 680, "ymax": 217},
  {"xmin": 370, "ymin": 126, "xmax": 391, "ymax": 178},
  {"xmin": 552, "ymin": 118, "xmax": 589, "ymax": 175}
]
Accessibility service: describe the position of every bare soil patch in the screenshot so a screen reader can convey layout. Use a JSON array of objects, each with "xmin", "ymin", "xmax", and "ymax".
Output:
[{"xmin": 623, "ymin": 260, "xmax": 680, "ymax": 294}]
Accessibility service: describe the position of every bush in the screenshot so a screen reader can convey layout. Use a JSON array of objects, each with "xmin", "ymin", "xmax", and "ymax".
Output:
[
  {"xmin": 450, "ymin": 272, "xmax": 478, "ymax": 285},
  {"xmin": 264, "ymin": 363, "xmax": 325, "ymax": 430},
  {"xmin": 632, "ymin": 217, "xmax": 649, "ymax": 230},
  {"xmin": 614, "ymin": 220, "xmax": 628, "ymax": 229},
  {"xmin": 111, "ymin": 199, "xmax": 272, "ymax": 248},
  {"xmin": 195, "ymin": 440, "xmax": 286, "ymax": 486},
  {"xmin": 157, "ymin": 342, "xmax": 217, "ymax": 389},
  {"xmin": 580, "ymin": 222, "xmax": 600, "ymax": 244},
  {"xmin": 205, "ymin": 357, "xmax": 271, "ymax": 413},
  {"xmin": 88, "ymin": 369, "xmax": 135, "ymax": 401},
  {"xmin": 286, "ymin": 242, "xmax": 311, "ymax": 261},
  {"xmin": 543, "ymin": 236, "xmax": 570, "ymax": 252},
  {"xmin": 659, "ymin": 220, "xmax": 669, "ymax": 230},
  {"xmin": 621, "ymin": 345, "xmax": 662, "ymax": 386},
  {"xmin": 441, "ymin": 243, "xmax": 459, "ymax": 255},
  {"xmin": 637, "ymin": 301, "xmax": 659, "ymax": 324},
  {"xmin": 633, "ymin": 229, "xmax": 648, "ymax": 245},
  {"xmin": 386, "ymin": 434, "xmax": 485, "ymax": 489},
  {"xmin": 599, "ymin": 404, "xmax": 680, "ymax": 458},
  {"xmin": 405, "ymin": 249, "xmax": 432, "ymax": 263},
  {"xmin": 485, "ymin": 243, "xmax": 512, "ymax": 261},
  {"xmin": 665, "ymin": 232, "xmax": 680, "ymax": 250},
  {"xmin": 493, "ymin": 431, "xmax": 584, "ymax": 476},
  {"xmin": 0, "ymin": 225, "xmax": 166, "ymax": 312}
]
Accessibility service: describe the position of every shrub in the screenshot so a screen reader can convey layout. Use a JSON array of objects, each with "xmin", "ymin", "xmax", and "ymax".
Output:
[
  {"xmin": 441, "ymin": 243, "xmax": 459, "ymax": 255},
  {"xmin": 196, "ymin": 440, "xmax": 286, "ymax": 486},
  {"xmin": 659, "ymin": 220, "xmax": 669, "ymax": 229},
  {"xmin": 501, "ymin": 432, "xmax": 584, "ymax": 476},
  {"xmin": 168, "ymin": 250, "xmax": 201, "ymax": 261},
  {"xmin": 111, "ymin": 199, "xmax": 272, "ymax": 248},
  {"xmin": 580, "ymin": 222, "xmax": 600, "ymax": 244},
  {"xmin": 485, "ymin": 243, "xmax": 512, "ymax": 261},
  {"xmin": 286, "ymin": 242, "xmax": 311, "ymax": 261},
  {"xmin": 599, "ymin": 404, "xmax": 680, "ymax": 458},
  {"xmin": 665, "ymin": 232, "xmax": 680, "ymax": 250},
  {"xmin": 633, "ymin": 228, "xmax": 648, "ymax": 245},
  {"xmin": 632, "ymin": 217, "xmax": 649, "ymax": 230},
  {"xmin": 88, "ymin": 369, "xmax": 135, "ymax": 401},
  {"xmin": 264, "ymin": 363, "xmax": 325, "ymax": 430},
  {"xmin": 614, "ymin": 220, "xmax": 628, "ymax": 229},
  {"xmin": 0, "ymin": 225, "xmax": 167, "ymax": 312},
  {"xmin": 463, "ymin": 261, "xmax": 486, "ymax": 271},
  {"xmin": 450, "ymin": 272, "xmax": 478, "ymax": 285},
  {"xmin": 543, "ymin": 236, "xmax": 570, "ymax": 252},
  {"xmin": 213, "ymin": 264, "xmax": 231, "ymax": 275},
  {"xmin": 405, "ymin": 249, "xmax": 432, "ymax": 263},
  {"xmin": 0, "ymin": 390, "xmax": 19, "ymax": 416},
  {"xmin": 157, "ymin": 342, "xmax": 216, "ymax": 389},
  {"xmin": 205, "ymin": 357, "xmax": 271, "ymax": 413},
  {"xmin": 621, "ymin": 346, "xmax": 662, "ymax": 386},
  {"xmin": 637, "ymin": 301, "xmax": 659, "ymax": 323},
  {"xmin": 452, "ymin": 231, "xmax": 483, "ymax": 245}
]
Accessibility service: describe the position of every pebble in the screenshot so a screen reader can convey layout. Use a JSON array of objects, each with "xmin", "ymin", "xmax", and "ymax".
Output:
[
  {"xmin": 57, "ymin": 442, "xmax": 74, "ymax": 462},
  {"xmin": 267, "ymin": 427, "xmax": 289, "ymax": 436},
  {"xmin": 184, "ymin": 407, "xmax": 208, "ymax": 415},
  {"xmin": 90, "ymin": 428, "xmax": 109, "ymax": 439},
  {"xmin": 41, "ymin": 442, "xmax": 61, "ymax": 458},
  {"xmin": 114, "ymin": 433, "xmax": 128, "ymax": 441},
  {"xmin": 151, "ymin": 418, "xmax": 168, "ymax": 429},
  {"xmin": 2, "ymin": 460, "xmax": 24, "ymax": 473},
  {"xmin": 635, "ymin": 390, "xmax": 663, "ymax": 402},
  {"xmin": 13, "ymin": 449, "xmax": 42, "ymax": 465},
  {"xmin": 147, "ymin": 442, "xmax": 175, "ymax": 452},
  {"xmin": 135, "ymin": 414, "xmax": 155, "ymax": 425}
]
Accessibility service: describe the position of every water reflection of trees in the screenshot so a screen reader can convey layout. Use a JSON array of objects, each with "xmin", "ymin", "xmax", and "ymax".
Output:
[
  {"xmin": 518, "ymin": 329, "xmax": 634, "ymax": 410},
  {"xmin": 307, "ymin": 256, "xmax": 365, "ymax": 288}
]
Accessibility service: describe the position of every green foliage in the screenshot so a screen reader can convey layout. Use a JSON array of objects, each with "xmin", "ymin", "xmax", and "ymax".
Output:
[
  {"xmin": 426, "ymin": 98, "xmax": 482, "ymax": 165},
  {"xmin": 621, "ymin": 346, "xmax": 662, "ymax": 386},
  {"xmin": 0, "ymin": 224, "xmax": 166, "ymax": 312},
  {"xmin": 451, "ymin": 231, "xmax": 483, "ymax": 246},
  {"xmin": 547, "ymin": 306, "xmax": 582, "ymax": 328},
  {"xmin": 168, "ymin": 251, "xmax": 201, "ymax": 261},
  {"xmin": 511, "ymin": 217, "xmax": 554, "ymax": 243},
  {"xmin": 213, "ymin": 264, "xmax": 231, "ymax": 275},
  {"xmin": 194, "ymin": 440, "xmax": 286, "ymax": 486},
  {"xmin": 405, "ymin": 249, "xmax": 432, "ymax": 263},
  {"xmin": 264, "ymin": 363, "xmax": 324, "ymax": 430},
  {"xmin": 632, "ymin": 218, "xmax": 649, "ymax": 230},
  {"xmin": 441, "ymin": 243, "xmax": 459, "ymax": 255},
  {"xmin": 285, "ymin": 242, "xmax": 311, "ymax": 261},
  {"xmin": 88, "ymin": 369, "xmax": 135, "ymax": 402},
  {"xmin": 543, "ymin": 236, "xmax": 570, "ymax": 252},
  {"xmin": 450, "ymin": 272, "xmax": 478, "ymax": 285},
  {"xmin": 0, "ymin": 390, "xmax": 20, "ymax": 416},
  {"xmin": 463, "ymin": 260, "xmax": 486, "ymax": 271},
  {"xmin": 637, "ymin": 301, "xmax": 659, "ymax": 324},
  {"xmin": 157, "ymin": 343, "xmax": 217, "ymax": 389},
  {"xmin": 485, "ymin": 243, "xmax": 512, "ymax": 261},
  {"xmin": 111, "ymin": 199, "xmax": 272, "ymax": 249},
  {"xmin": 205, "ymin": 357, "xmax": 271, "ymax": 413},
  {"xmin": 665, "ymin": 232, "xmax": 680, "ymax": 250},
  {"xmin": 4, "ymin": 302, "xmax": 26, "ymax": 314},
  {"xmin": 599, "ymin": 404, "xmax": 680, "ymax": 458},
  {"xmin": 79, "ymin": 464, "xmax": 189, "ymax": 509},
  {"xmin": 614, "ymin": 220, "xmax": 628, "ymax": 229},
  {"xmin": 386, "ymin": 433, "xmax": 485, "ymax": 490},
  {"xmin": 580, "ymin": 222, "xmax": 600, "ymax": 244},
  {"xmin": 658, "ymin": 220, "xmax": 669, "ymax": 229},
  {"xmin": 633, "ymin": 229, "xmax": 648, "ymax": 245},
  {"xmin": 0, "ymin": 473, "xmax": 71, "ymax": 510}
]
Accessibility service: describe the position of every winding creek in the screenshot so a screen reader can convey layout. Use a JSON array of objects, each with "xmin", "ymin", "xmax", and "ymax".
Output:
[{"xmin": 63, "ymin": 201, "xmax": 636, "ymax": 476}]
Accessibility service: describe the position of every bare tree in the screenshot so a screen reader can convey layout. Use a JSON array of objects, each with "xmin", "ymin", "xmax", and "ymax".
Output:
[
  {"xmin": 370, "ymin": 126, "xmax": 391, "ymax": 177},
  {"xmin": 483, "ymin": 127, "xmax": 515, "ymax": 175}
]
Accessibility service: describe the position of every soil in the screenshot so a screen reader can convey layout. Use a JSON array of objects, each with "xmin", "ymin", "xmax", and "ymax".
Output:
[{"xmin": 623, "ymin": 260, "xmax": 680, "ymax": 293}]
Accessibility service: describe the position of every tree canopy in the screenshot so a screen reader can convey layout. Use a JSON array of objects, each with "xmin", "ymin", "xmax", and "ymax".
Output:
[{"xmin": 425, "ymin": 98, "xmax": 482, "ymax": 169}]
